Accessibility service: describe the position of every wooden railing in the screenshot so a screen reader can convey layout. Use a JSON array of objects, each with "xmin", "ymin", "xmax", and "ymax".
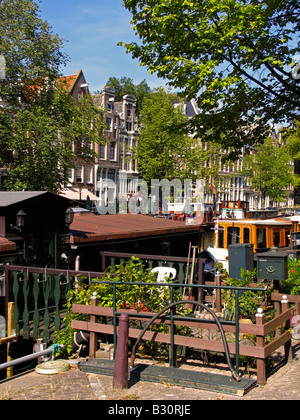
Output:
[
  {"xmin": 69, "ymin": 280, "xmax": 299, "ymax": 385},
  {"xmin": 5, "ymin": 261, "xmax": 299, "ymax": 386}
]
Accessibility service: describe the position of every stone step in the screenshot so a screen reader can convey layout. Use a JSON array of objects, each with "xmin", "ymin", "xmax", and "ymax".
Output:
[{"xmin": 78, "ymin": 359, "xmax": 256, "ymax": 396}]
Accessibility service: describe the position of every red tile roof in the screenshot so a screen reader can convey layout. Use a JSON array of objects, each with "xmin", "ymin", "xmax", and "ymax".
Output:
[
  {"xmin": 0, "ymin": 237, "xmax": 17, "ymax": 252},
  {"xmin": 21, "ymin": 70, "xmax": 82, "ymax": 100},
  {"xmin": 57, "ymin": 71, "xmax": 81, "ymax": 93}
]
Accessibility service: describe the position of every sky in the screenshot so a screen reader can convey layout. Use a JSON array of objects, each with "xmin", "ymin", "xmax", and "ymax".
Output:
[{"xmin": 39, "ymin": 0, "xmax": 166, "ymax": 93}]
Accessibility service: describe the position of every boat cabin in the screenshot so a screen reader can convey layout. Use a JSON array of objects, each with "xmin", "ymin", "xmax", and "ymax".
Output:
[
  {"xmin": 221, "ymin": 200, "xmax": 249, "ymax": 219},
  {"xmin": 207, "ymin": 217, "xmax": 299, "ymax": 272},
  {"xmin": 215, "ymin": 219, "xmax": 292, "ymax": 252}
]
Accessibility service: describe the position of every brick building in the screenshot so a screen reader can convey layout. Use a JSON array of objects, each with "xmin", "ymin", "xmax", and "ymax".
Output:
[
  {"xmin": 58, "ymin": 70, "xmax": 99, "ymax": 202},
  {"xmin": 58, "ymin": 72, "xmax": 140, "ymax": 210},
  {"xmin": 92, "ymin": 86, "xmax": 139, "ymax": 213}
]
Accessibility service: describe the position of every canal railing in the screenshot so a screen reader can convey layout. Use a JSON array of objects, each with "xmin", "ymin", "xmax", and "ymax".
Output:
[
  {"xmin": 4, "ymin": 265, "xmax": 110, "ymax": 342},
  {"xmin": 3, "ymin": 262, "xmax": 299, "ymax": 385},
  {"xmin": 100, "ymin": 251, "xmax": 205, "ymax": 285},
  {"xmin": 71, "ymin": 279, "xmax": 298, "ymax": 385}
]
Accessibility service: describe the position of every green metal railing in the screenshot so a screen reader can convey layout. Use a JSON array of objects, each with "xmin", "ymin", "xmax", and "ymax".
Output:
[
  {"xmin": 5, "ymin": 263, "xmax": 266, "ymax": 376},
  {"xmin": 4, "ymin": 265, "xmax": 108, "ymax": 342},
  {"xmin": 91, "ymin": 278, "xmax": 266, "ymax": 376},
  {"xmin": 100, "ymin": 251, "xmax": 205, "ymax": 285}
]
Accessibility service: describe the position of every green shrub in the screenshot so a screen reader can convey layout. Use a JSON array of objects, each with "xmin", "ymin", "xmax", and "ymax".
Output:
[
  {"xmin": 222, "ymin": 269, "xmax": 273, "ymax": 322},
  {"xmin": 54, "ymin": 257, "xmax": 190, "ymax": 358},
  {"xmin": 280, "ymin": 257, "xmax": 300, "ymax": 296}
]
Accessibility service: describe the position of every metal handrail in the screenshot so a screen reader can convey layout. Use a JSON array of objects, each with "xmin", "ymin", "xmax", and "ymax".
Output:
[
  {"xmin": 0, "ymin": 344, "xmax": 63, "ymax": 371},
  {"xmin": 91, "ymin": 278, "xmax": 266, "ymax": 374}
]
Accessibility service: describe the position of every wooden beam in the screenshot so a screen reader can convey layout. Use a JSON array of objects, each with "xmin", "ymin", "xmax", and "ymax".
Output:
[{"xmin": 0, "ymin": 335, "xmax": 18, "ymax": 345}]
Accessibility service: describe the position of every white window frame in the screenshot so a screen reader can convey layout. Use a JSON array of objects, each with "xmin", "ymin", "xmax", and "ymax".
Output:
[
  {"xmin": 100, "ymin": 144, "xmax": 106, "ymax": 160},
  {"xmin": 85, "ymin": 165, "xmax": 93, "ymax": 184},
  {"xmin": 76, "ymin": 165, "xmax": 83, "ymax": 183}
]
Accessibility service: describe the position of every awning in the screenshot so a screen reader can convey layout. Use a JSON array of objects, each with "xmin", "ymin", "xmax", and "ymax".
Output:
[{"xmin": 59, "ymin": 188, "xmax": 99, "ymax": 201}]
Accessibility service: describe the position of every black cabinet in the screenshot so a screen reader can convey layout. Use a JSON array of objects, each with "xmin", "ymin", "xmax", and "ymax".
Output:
[
  {"xmin": 257, "ymin": 251, "xmax": 288, "ymax": 280},
  {"xmin": 228, "ymin": 243, "xmax": 254, "ymax": 280}
]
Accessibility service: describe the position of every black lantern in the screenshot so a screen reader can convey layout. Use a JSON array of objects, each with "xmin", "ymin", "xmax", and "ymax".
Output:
[
  {"xmin": 10, "ymin": 209, "xmax": 27, "ymax": 232},
  {"xmin": 16, "ymin": 209, "xmax": 27, "ymax": 228},
  {"xmin": 65, "ymin": 207, "xmax": 74, "ymax": 226}
]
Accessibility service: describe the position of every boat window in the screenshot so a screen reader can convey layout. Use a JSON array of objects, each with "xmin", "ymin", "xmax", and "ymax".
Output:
[
  {"xmin": 227, "ymin": 227, "xmax": 240, "ymax": 245},
  {"xmin": 257, "ymin": 228, "xmax": 266, "ymax": 248},
  {"xmin": 273, "ymin": 230, "xmax": 280, "ymax": 247},
  {"xmin": 243, "ymin": 227, "xmax": 250, "ymax": 244},
  {"xmin": 218, "ymin": 228, "xmax": 224, "ymax": 248},
  {"xmin": 285, "ymin": 230, "xmax": 290, "ymax": 247}
]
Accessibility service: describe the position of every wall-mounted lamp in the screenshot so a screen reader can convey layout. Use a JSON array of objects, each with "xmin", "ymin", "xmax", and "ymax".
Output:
[
  {"xmin": 65, "ymin": 207, "xmax": 74, "ymax": 227},
  {"xmin": 10, "ymin": 209, "xmax": 27, "ymax": 232}
]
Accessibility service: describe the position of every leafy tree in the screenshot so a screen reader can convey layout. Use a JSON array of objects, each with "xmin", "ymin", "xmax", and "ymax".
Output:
[
  {"xmin": 285, "ymin": 122, "xmax": 300, "ymax": 159},
  {"xmin": 105, "ymin": 76, "xmax": 150, "ymax": 117},
  {"xmin": 137, "ymin": 87, "xmax": 199, "ymax": 183},
  {"xmin": 284, "ymin": 121, "xmax": 300, "ymax": 204},
  {"xmin": 241, "ymin": 136, "xmax": 300, "ymax": 204},
  {"xmin": 3, "ymin": 83, "xmax": 105, "ymax": 192},
  {"xmin": 121, "ymin": 0, "xmax": 300, "ymax": 157},
  {"xmin": 0, "ymin": 0, "xmax": 105, "ymax": 192},
  {"xmin": 137, "ymin": 87, "xmax": 234, "ymax": 202},
  {"xmin": 0, "ymin": 0, "xmax": 67, "ymax": 103}
]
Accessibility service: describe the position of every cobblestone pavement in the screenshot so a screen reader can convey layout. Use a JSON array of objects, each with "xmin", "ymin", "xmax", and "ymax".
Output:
[{"xmin": 0, "ymin": 342, "xmax": 299, "ymax": 401}]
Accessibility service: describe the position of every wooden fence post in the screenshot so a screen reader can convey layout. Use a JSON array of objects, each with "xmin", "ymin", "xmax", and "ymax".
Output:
[
  {"xmin": 281, "ymin": 295, "xmax": 293, "ymax": 363},
  {"xmin": 113, "ymin": 314, "xmax": 129, "ymax": 389},
  {"xmin": 255, "ymin": 307, "xmax": 266, "ymax": 386},
  {"xmin": 7, "ymin": 302, "xmax": 14, "ymax": 379},
  {"xmin": 89, "ymin": 292, "xmax": 98, "ymax": 359},
  {"xmin": 215, "ymin": 273, "xmax": 222, "ymax": 313},
  {"xmin": 296, "ymin": 301, "xmax": 300, "ymax": 324},
  {"xmin": 296, "ymin": 301, "xmax": 300, "ymax": 340},
  {"xmin": 197, "ymin": 257, "xmax": 204, "ymax": 303}
]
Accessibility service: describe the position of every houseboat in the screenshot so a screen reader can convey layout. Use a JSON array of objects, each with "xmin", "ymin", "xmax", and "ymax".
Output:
[{"xmin": 207, "ymin": 201, "xmax": 300, "ymax": 272}]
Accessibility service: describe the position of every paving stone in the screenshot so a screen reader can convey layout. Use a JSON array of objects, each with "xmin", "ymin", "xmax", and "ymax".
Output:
[{"xmin": 0, "ymin": 343, "xmax": 299, "ymax": 400}]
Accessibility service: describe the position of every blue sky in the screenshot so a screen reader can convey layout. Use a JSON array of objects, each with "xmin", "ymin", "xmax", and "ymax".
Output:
[{"xmin": 39, "ymin": 0, "xmax": 165, "ymax": 93}]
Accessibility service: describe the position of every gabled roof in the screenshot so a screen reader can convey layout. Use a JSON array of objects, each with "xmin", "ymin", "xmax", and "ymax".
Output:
[
  {"xmin": 173, "ymin": 97, "xmax": 200, "ymax": 117},
  {"xmin": 22, "ymin": 70, "xmax": 85, "ymax": 100},
  {"xmin": 0, "ymin": 192, "xmax": 46, "ymax": 207},
  {"xmin": 0, "ymin": 191, "xmax": 69, "ymax": 207},
  {"xmin": 57, "ymin": 70, "xmax": 83, "ymax": 94}
]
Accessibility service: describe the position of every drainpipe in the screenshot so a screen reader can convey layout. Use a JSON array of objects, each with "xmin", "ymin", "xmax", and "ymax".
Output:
[
  {"xmin": 0, "ymin": 344, "xmax": 63, "ymax": 371},
  {"xmin": 75, "ymin": 255, "xmax": 80, "ymax": 271}
]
